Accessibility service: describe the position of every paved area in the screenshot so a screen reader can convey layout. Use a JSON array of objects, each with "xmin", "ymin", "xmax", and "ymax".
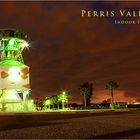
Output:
[{"xmin": 0, "ymin": 110, "xmax": 139, "ymax": 139}]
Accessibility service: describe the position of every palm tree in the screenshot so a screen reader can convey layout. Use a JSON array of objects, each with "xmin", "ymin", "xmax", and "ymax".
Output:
[
  {"xmin": 105, "ymin": 81, "xmax": 119, "ymax": 109},
  {"xmin": 53, "ymin": 96, "xmax": 60, "ymax": 110},
  {"xmin": 58, "ymin": 91, "xmax": 69, "ymax": 110},
  {"xmin": 43, "ymin": 98, "xmax": 51, "ymax": 110},
  {"xmin": 52, "ymin": 96, "xmax": 59, "ymax": 109},
  {"xmin": 79, "ymin": 82, "xmax": 93, "ymax": 109},
  {"xmin": 50, "ymin": 96, "xmax": 56, "ymax": 109}
]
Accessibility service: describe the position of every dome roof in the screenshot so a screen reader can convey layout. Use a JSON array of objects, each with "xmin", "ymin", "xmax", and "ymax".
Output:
[{"xmin": 0, "ymin": 59, "xmax": 29, "ymax": 67}]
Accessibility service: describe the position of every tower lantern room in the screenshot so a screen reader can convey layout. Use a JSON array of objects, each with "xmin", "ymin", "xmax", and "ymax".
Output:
[{"xmin": 0, "ymin": 28, "xmax": 28, "ymax": 63}]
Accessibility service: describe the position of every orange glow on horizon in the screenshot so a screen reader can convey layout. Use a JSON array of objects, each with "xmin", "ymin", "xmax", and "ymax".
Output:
[{"xmin": 92, "ymin": 90, "xmax": 135, "ymax": 103}]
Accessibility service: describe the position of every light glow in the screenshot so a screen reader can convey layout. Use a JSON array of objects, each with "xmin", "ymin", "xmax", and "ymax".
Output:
[
  {"xmin": 19, "ymin": 41, "xmax": 29, "ymax": 48},
  {"xmin": 9, "ymin": 39, "xmax": 15, "ymax": 45},
  {"xmin": 9, "ymin": 67, "xmax": 20, "ymax": 80}
]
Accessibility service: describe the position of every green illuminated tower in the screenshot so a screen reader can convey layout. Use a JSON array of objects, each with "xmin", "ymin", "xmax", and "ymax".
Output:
[{"xmin": 0, "ymin": 28, "xmax": 34, "ymax": 112}]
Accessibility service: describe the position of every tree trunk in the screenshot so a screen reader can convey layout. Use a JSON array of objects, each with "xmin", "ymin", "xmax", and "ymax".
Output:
[
  {"xmin": 62, "ymin": 101, "xmax": 65, "ymax": 110},
  {"xmin": 111, "ymin": 88, "xmax": 114, "ymax": 109},
  {"xmin": 57, "ymin": 103, "xmax": 59, "ymax": 110},
  {"xmin": 67, "ymin": 101, "xmax": 68, "ymax": 108},
  {"xmin": 84, "ymin": 94, "xmax": 87, "ymax": 109}
]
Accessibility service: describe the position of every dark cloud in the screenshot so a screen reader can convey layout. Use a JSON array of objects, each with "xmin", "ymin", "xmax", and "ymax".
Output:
[{"xmin": 0, "ymin": 1, "xmax": 140, "ymax": 102}]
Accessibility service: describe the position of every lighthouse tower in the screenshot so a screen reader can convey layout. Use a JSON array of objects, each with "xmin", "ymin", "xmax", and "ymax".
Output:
[{"xmin": 0, "ymin": 29, "xmax": 34, "ymax": 112}]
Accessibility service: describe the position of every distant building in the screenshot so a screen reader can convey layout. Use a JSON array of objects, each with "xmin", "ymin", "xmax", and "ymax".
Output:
[{"xmin": 115, "ymin": 102, "xmax": 128, "ymax": 108}]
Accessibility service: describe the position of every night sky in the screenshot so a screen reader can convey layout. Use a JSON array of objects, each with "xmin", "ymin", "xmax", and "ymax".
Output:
[{"xmin": 0, "ymin": 1, "xmax": 140, "ymax": 103}]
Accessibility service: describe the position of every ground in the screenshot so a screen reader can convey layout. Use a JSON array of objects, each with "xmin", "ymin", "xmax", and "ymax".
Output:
[{"xmin": 0, "ymin": 110, "xmax": 139, "ymax": 139}]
